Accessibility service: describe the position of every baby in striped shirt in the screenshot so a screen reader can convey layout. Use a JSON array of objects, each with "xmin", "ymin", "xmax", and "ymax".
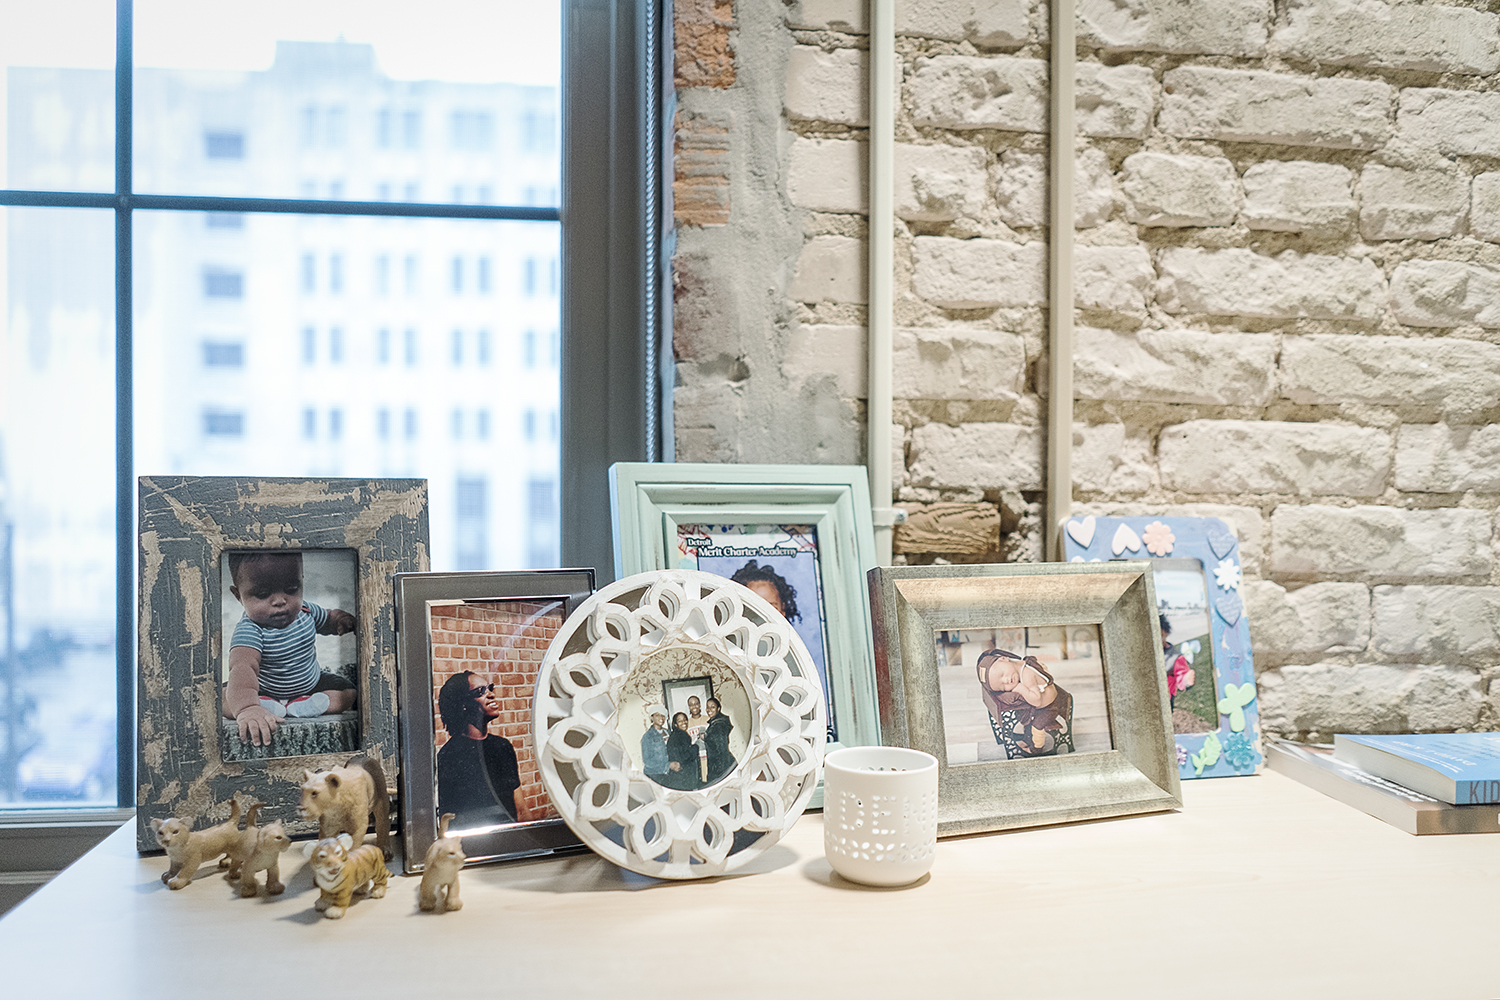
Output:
[{"xmin": 221, "ymin": 552, "xmax": 358, "ymax": 747}]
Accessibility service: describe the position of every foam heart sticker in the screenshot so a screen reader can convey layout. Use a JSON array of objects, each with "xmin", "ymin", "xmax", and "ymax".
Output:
[
  {"xmin": 1111, "ymin": 522, "xmax": 1141, "ymax": 556},
  {"xmin": 1205, "ymin": 520, "xmax": 1237, "ymax": 560},
  {"xmin": 1066, "ymin": 516, "xmax": 1096, "ymax": 549},
  {"xmin": 1216, "ymin": 590, "xmax": 1243, "ymax": 627}
]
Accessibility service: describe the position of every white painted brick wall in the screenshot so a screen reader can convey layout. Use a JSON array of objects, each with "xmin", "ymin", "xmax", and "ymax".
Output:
[
  {"xmin": 788, "ymin": 137, "xmax": 864, "ymax": 214},
  {"xmin": 1245, "ymin": 580, "xmax": 1371, "ymax": 658},
  {"xmin": 898, "ymin": 143, "xmax": 990, "ymax": 221},
  {"xmin": 1470, "ymin": 172, "xmax": 1500, "ymax": 243},
  {"xmin": 1075, "ymin": 63, "xmax": 1155, "ymax": 139},
  {"xmin": 1269, "ymin": 504, "xmax": 1494, "ymax": 577},
  {"xmin": 893, "ymin": 327, "xmax": 1027, "ymax": 400},
  {"xmin": 1159, "ymin": 420, "xmax": 1391, "ymax": 496},
  {"xmin": 1075, "ymin": 245, "xmax": 1154, "ymax": 316},
  {"xmin": 1241, "ymin": 160, "xmax": 1356, "ymax": 232},
  {"xmin": 1272, "ymin": 0, "xmax": 1500, "ymax": 75},
  {"xmin": 1120, "ymin": 152, "xmax": 1242, "ymax": 227},
  {"xmin": 1394, "ymin": 424, "xmax": 1500, "ymax": 493},
  {"xmin": 1372, "ymin": 586, "xmax": 1500, "ymax": 659},
  {"xmin": 1073, "ymin": 327, "xmax": 1278, "ymax": 406},
  {"xmin": 1157, "ymin": 248, "xmax": 1385, "ymax": 320},
  {"xmin": 1160, "ymin": 67, "xmax": 1392, "ymax": 149},
  {"xmin": 1280, "ymin": 335, "xmax": 1500, "ymax": 419},
  {"xmin": 910, "ymin": 56, "xmax": 1047, "ymax": 131},
  {"xmin": 911, "ymin": 236, "xmax": 1047, "ymax": 308},
  {"xmin": 995, "ymin": 148, "xmax": 1114, "ymax": 228},
  {"xmin": 1077, "ymin": 0, "xmax": 1268, "ymax": 57},
  {"xmin": 785, "ymin": 47, "xmax": 868, "ymax": 126},
  {"xmin": 1389, "ymin": 260, "xmax": 1500, "ymax": 328},
  {"xmin": 1359, "ymin": 164, "xmax": 1469, "ymax": 242},
  {"xmin": 1073, "ymin": 422, "xmax": 1155, "ymax": 492},
  {"xmin": 789, "ymin": 235, "xmax": 866, "ymax": 303},
  {"xmin": 1259, "ymin": 663, "xmax": 1483, "ymax": 734},
  {"xmin": 908, "ymin": 422, "xmax": 1043, "ymax": 489},
  {"xmin": 1397, "ymin": 88, "xmax": 1500, "ymax": 157}
]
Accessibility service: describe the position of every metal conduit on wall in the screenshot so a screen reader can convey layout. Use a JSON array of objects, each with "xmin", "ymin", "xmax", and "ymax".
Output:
[{"xmin": 867, "ymin": 0, "xmax": 1074, "ymax": 563}]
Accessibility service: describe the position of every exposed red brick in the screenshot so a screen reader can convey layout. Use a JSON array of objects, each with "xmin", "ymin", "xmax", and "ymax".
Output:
[
  {"xmin": 674, "ymin": 107, "xmax": 730, "ymax": 228},
  {"xmin": 675, "ymin": 0, "xmax": 735, "ymax": 90}
]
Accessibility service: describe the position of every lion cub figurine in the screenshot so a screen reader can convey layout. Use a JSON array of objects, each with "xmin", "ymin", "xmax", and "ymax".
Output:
[
  {"xmin": 419, "ymin": 813, "xmax": 466, "ymax": 914},
  {"xmin": 224, "ymin": 802, "xmax": 291, "ymax": 898},
  {"xmin": 299, "ymin": 755, "xmax": 393, "ymax": 860},
  {"xmin": 150, "ymin": 798, "xmax": 243, "ymax": 890},
  {"xmin": 305, "ymin": 833, "xmax": 389, "ymax": 919}
]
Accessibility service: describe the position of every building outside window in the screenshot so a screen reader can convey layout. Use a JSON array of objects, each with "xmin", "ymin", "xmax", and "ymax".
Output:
[{"xmin": 0, "ymin": 7, "xmax": 567, "ymax": 813}]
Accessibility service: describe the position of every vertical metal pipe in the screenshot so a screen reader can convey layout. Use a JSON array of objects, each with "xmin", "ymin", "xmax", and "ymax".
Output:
[
  {"xmin": 115, "ymin": 0, "xmax": 135, "ymax": 807},
  {"xmin": 868, "ymin": 0, "xmax": 896, "ymax": 565},
  {"xmin": 1046, "ymin": 0, "xmax": 1075, "ymax": 560}
]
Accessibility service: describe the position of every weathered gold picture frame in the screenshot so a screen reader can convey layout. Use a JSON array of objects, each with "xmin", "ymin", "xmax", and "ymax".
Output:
[{"xmin": 868, "ymin": 562, "xmax": 1180, "ymax": 837}]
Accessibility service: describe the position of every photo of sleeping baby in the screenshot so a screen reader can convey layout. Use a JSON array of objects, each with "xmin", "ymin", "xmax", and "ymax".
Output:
[
  {"xmin": 934, "ymin": 626, "xmax": 1113, "ymax": 766},
  {"xmin": 218, "ymin": 549, "xmax": 359, "ymax": 761}
]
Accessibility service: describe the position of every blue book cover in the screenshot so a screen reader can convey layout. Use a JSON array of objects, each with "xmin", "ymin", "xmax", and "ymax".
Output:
[{"xmin": 1335, "ymin": 733, "xmax": 1500, "ymax": 805}]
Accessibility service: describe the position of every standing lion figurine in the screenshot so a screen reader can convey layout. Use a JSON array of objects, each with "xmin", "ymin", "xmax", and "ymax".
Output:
[
  {"xmin": 305, "ymin": 834, "xmax": 389, "ymax": 919},
  {"xmin": 419, "ymin": 813, "xmax": 466, "ymax": 913},
  {"xmin": 225, "ymin": 802, "xmax": 291, "ymax": 898},
  {"xmin": 150, "ymin": 798, "xmax": 243, "ymax": 890},
  {"xmin": 299, "ymin": 755, "xmax": 392, "ymax": 860}
]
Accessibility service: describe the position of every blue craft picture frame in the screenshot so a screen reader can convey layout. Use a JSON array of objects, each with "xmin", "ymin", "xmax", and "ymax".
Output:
[{"xmin": 1060, "ymin": 515, "xmax": 1263, "ymax": 780}]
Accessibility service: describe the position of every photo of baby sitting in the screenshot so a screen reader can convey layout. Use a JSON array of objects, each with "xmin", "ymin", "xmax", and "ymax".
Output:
[{"xmin": 220, "ymin": 551, "xmax": 358, "ymax": 750}]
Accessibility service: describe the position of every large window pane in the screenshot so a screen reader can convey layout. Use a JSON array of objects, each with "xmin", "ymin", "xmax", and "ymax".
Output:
[
  {"xmin": 0, "ymin": 207, "xmax": 117, "ymax": 806},
  {"xmin": 0, "ymin": 0, "xmax": 117, "ymax": 193},
  {"xmin": 133, "ymin": 1, "xmax": 559, "ymax": 203},
  {"xmin": 134, "ymin": 211, "xmax": 561, "ymax": 569}
]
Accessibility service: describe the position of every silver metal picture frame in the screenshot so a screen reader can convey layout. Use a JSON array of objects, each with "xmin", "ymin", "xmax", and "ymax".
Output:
[
  {"xmin": 395, "ymin": 569, "xmax": 594, "ymax": 873},
  {"xmin": 868, "ymin": 562, "xmax": 1181, "ymax": 837}
]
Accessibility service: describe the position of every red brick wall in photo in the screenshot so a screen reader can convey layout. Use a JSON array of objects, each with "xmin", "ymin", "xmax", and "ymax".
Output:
[{"xmin": 430, "ymin": 600, "xmax": 563, "ymax": 823}]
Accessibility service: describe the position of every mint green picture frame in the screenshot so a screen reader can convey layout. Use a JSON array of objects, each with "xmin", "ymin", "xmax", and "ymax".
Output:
[{"xmin": 609, "ymin": 463, "xmax": 882, "ymax": 805}]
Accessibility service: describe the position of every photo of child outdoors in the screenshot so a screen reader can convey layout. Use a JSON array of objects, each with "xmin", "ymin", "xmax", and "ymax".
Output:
[
  {"xmin": 935, "ymin": 626, "xmax": 1112, "ymax": 766},
  {"xmin": 218, "ymin": 549, "xmax": 360, "ymax": 760},
  {"xmin": 1152, "ymin": 559, "xmax": 1219, "ymax": 734}
]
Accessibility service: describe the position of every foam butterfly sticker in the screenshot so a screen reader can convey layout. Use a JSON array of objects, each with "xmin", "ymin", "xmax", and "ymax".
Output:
[
  {"xmin": 1217, "ymin": 682, "xmax": 1256, "ymax": 733},
  {"xmin": 1191, "ymin": 732, "xmax": 1222, "ymax": 776},
  {"xmin": 1180, "ymin": 639, "xmax": 1200, "ymax": 665}
]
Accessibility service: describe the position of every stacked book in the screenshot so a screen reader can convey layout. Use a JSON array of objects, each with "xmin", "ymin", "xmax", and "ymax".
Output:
[{"xmin": 1265, "ymin": 733, "xmax": 1500, "ymax": 835}]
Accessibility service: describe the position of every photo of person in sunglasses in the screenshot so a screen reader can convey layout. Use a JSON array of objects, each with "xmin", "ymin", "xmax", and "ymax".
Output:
[{"xmin": 436, "ymin": 670, "xmax": 522, "ymax": 829}]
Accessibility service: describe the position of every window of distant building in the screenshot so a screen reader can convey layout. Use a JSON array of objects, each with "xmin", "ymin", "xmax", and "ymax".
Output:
[
  {"xmin": 377, "ymin": 327, "xmax": 391, "ymax": 365},
  {"xmin": 329, "ymin": 253, "xmax": 344, "ymax": 294},
  {"xmin": 401, "ymin": 110, "xmax": 421, "ymax": 149},
  {"xmin": 205, "ymin": 212, "xmax": 244, "ymax": 229},
  {"xmin": 477, "ymin": 409, "xmax": 490, "ymax": 440},
  {"xmin": 450, "ymin": 329, "xmax": 462, "ymax": 365},
  {"xmin": 403, "ymin": 407, "xmax": 418, "ymax": 440},
  {"xmin": 376, "ymin": 407, "xmax": 390, "ymax": 440},
  {"xmin": 451, "ymin": 256, "xmax": 462, "ymax": 293},
  {"xmin": 477, "ymin": 256, "xmax": 491, "ymax": 293},
  {"xmin": 449, "ymin": 110, "xmax": 495, "ymax": 151},
  {"xmin": 202, "ymin": 409, "xmax": 244, "ymax": 436},
  {"xmin": 523, "ymin": 329, "xmax": 536, "ymax": 368},
  {"xmin": 375, "ymin": 108, "xmax": 393, "ymax": 148},
  {"xmin": 203, "ymin": 267, "xmax": 243, "ymax": 298},
  {"xmin": 201, "ymin": 340, "xmax": 244, "ymax": 367},
  {"xmin": 403, "ymin": 254, "xmax": 417, "ymax": 294},
  {"xmin": 524, "ymin": 257, "xmax": 536, "ymax": 296},
  {"xmin": 302, "ymin": 407, "xmax": 317, "ymax": 439},
  {"xmin": 301, "ymin": 253, "xmax": 315, "ymax": 293},
  {"xmin": 374, "ymin": 254, "xmax": 389, "ymax": 295},
  {"xmin": 523, "ymin": 408, "xmax": 536, "ymax": 441},
  {"xmin": 325, "ymin": 106, "xmax": 348, "ymax": 147},
  {"xmin": 302, "ymin": 326, "xmax": 316, "ymax": 364},
  {"xmin": 403, "ymin": 327, "xmax": 418, "ymax": 367},
  {"xmin": 450, "ymin": 407, "xmax": 462, "ymax": 439},
  {"xmin": 329, "ymin": 326, "xmax": 344, "ymax": 364},
  {"xmin": 329, "ymin": 407, "xmax": 343, "ymax": 440},
  {"xmin": 299, "ymin": 105, "xmax": 317, "ymax": 147},
  {"xmin": 476, "ymin": 328, "xmax": 491, "ymax": 366},
  {"xmin": 204, "ymin": 130, "xmax": 245, "ymax": 159}
]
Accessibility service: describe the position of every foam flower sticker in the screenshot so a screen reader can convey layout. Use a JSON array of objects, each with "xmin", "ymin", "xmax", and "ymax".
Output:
[
  {"xmin": 1191, "ymin": 733, "xmax": 1222, "ymax": 776},
  {"xmin": 1176, "ymin": 743, "xmax": 1188, "ymax": 767},
  {"xmin": 1223, "ymin": 731, "xmax": 1258, "ymax": 771},
  {"xmin": 1217, "ymin": 682, "xmax": 1256, "ymax": 733},
  {"xmin": 1213, "ymin": 558, "xmax": 1241, "ymax": 591},
  {"xmin": 1142, "ymin": 521, "xmax": 1175, "ymax": 557}
]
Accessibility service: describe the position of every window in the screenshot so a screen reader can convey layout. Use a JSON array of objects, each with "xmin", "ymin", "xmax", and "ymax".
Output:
[
  {"xmin": 376, "ymin": 407, "xmax": 390, "ymax": 439},
  {"xmin": 450, "ymin": 329, "xmax": 462, "ymax": 365},
  {"xmin": 329, "ymin": 253, "xmax": 344, "ymax": 294},
  {"xmin": 455, "ymin": 476, "xmax": 488, "ymax": 569},
  {"xmin": 203, "ymin": 409, "xmax": 244, "ymax": 436},
  {"xmin": 202, "ymin": 341, "xmax": 244, "ymax": 367},
  {"xmin": 523, "ymin": 257, "xmax": 536, "ymax": 296},
  {"xmin": 451, "ymin": 256, "xmax": 462, "ymax": 293},
  {"xmin": 1, "ymin": 1, "xmax": 660, "ymax": 826},
  {"xmin": 477, "ymin": 256, "xmax": 491, "ymax": 293},
  {"xmin": 450, "ymin": 408, "xmax": 463, "ymax": 439},
  {"xmin": 375, "ymin": 108, "xmax": 393, "ymax": 148},
  {"xmin": 204, "ymin": 130, "xmax": 245, "ymax": 159},
  {"xmin": 450, "ymin": 109, "xmax": 495, "ymax": 151},
  {"xmin": 329, "ymin": 326, "xmax": 344, "ymax": 364},
  {"xmin": 377, "ymin": 327, "xmax": 391, "ymax": 364},
  {"xmin": 523, "ymin": 329, "xmax": 536, "ymax": 368},
  {"xmin": 477, "ymin": 328, "xmax": 491, "ymax": 365},
  {"xmin": 203, "ymin": 267, "xmax": 243, "ymax": 298},
  {"xmin": 477, "ymin": 408, "xmax": 490, "ymax": 439},
  {"xmin": 329, "ymin": 407, "xmax": 343, "ymax": 440},
  {"xmin": 523, "ymin": 408, "xmax": 536, "ymax": 441},
  {"xmin": 374, "ymin": 255, "xmax": 389, "ymax": 296}
]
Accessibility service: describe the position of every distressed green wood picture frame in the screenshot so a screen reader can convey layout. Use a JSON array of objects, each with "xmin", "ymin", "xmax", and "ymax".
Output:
[
  {"xmin": 609, "ymin": 463, "xmax": 881, "ymax": 804},
  {"xmin": 136, "ymin": 477, "xmax": 428, "ymax": 852},
  {"xmin": 869, "ymin": 562, "xmax": 1181, "ymax": 837}
]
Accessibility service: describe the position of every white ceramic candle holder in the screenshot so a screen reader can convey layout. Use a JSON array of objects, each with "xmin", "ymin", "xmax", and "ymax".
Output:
[{"xmin": 822, "ymin": 746, "xmax": 938, "ymax": 887}]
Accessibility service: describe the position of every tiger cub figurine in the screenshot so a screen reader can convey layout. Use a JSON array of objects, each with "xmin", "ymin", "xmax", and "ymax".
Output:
[{"xmin": 305, "ymin": 833, "xmax": 389, "ymax": 919}]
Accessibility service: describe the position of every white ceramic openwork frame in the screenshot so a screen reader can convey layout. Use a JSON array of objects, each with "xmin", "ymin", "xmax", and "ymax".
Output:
[{"xmin": 533, "ymin": 570, "xmax": 826, "ymax": 879}]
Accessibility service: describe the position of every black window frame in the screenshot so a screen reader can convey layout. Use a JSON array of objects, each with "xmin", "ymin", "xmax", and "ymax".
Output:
[{"xmin": 0, "ymin": 0, "xmax": 668, "ymax": 829}]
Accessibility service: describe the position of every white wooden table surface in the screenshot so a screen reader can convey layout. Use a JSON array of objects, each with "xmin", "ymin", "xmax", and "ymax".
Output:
[{"xmin": 2, "ymin": 770, "xmax": 1496, "ymax": 999}]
